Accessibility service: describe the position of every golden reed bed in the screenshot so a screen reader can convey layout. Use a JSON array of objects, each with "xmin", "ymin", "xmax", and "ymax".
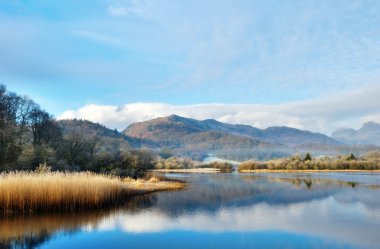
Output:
[{"xmin": 0, "ymin": 171, "xmax": 184, "ymax": 214}]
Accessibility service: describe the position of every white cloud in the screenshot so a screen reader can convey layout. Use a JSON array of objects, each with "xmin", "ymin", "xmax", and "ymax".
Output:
[
  {"xmin": 74, "ymin": 30, "xmax": 124, "ymax": 47},
  {"xmin": 108, "ymin": 6, "xmax": 128, "ymax": 16},
  {"xmin": 58, "ymin": 84, "xmax": 380, "ymax": 134},
  {"xmin": 108, "ymin": 0, "xmax": 149, "ymax": 17}
]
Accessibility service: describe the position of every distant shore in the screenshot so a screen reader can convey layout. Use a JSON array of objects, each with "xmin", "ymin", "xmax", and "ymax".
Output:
[{"xmin": 239, "ymin": 169, "xmax": 380, "ymax": 173}]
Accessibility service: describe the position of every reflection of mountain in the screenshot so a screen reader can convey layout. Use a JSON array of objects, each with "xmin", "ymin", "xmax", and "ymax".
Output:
[
  {"xmin": 152, "ymin": 174, "xmax": 377, "ymax": 215},
  {"xmin": 114, "ymin": 196, "xmax": 380, "ymax": 248}
]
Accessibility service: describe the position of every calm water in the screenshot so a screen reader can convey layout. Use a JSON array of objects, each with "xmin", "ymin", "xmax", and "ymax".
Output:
[{"xmin": 1, "ymin": 173, "xmax": 380, "ymax": 249}]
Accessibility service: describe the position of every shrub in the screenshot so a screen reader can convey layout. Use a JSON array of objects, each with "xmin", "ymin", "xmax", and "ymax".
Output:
[
  {"xmin": 237, "ymin": 155, "xmax": 380, "ymax": 171},
  {"xmin": 35, "ymin": 163, "xmax": 52, "ymax": 173}
]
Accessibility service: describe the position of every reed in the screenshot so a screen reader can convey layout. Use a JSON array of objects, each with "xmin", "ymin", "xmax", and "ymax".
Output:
[{"xmin": 0, "ymin": 171, "xmax": 184, "ymax": 214}]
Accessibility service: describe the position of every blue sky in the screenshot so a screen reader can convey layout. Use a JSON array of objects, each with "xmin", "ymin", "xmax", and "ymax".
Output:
[{"xmin": 1, "ymin": 0, "xmax": 380, "ymax": 133}]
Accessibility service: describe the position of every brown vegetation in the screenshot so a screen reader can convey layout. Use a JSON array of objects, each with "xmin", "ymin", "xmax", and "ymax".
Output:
[
  {"xmin": 154, "ymin": 157, "xmax": 233, "ymax": 172},
  {"xmin": 238, "ymin": 153, "xmax": 380, "ymax": 172},
  {"xmin": 0, "ymin": 171, "xmax": 184, "ymax": 214},
  {"xmin": 199, "ymin": 161, "xmax": 234, "ymax": 172},
  {"xmin": 154, "ymin": 157, "xmax": 196, "ymax": 170}
]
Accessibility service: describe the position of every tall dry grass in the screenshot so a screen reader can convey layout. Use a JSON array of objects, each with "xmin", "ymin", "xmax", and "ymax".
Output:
[{"xmin": 0, "ymin": 171, "xmax": 184, "ymax": 214}]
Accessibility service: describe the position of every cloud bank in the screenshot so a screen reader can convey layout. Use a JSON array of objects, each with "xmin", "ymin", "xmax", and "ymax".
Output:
[{"xmin": 58, "ymin": 84, "xmax": 380, "ymax": 135}]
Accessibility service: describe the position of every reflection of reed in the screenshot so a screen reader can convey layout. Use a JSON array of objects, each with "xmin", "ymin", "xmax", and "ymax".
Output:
[
  {"xmin": 0, "ymin": 212, "xmax": 106, "ymax": 248},
  {"xmin": 0, "ymin": 194, "xmax": 157, "ymax": 249}
]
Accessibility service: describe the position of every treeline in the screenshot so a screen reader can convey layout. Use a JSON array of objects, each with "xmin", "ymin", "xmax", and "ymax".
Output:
[
  {"xmin": 0, "ymin": 84, "xmax": 154, "ymax": 178},
  {"xmin": 154, "ymin": 156, "xmax": 233, "ymax": 172},
  {"xmin": 237, "ymin": 152, "xmax": 380, "ymax": 171},
  {"xmin": 0, "ymin": 84, "xmax": 61, "ymax": 169}
]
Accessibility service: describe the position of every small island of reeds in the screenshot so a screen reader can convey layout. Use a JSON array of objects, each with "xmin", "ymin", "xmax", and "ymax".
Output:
[{"xmin": 0, "ymin": 171, "xmax": 184, "ymax": 215}]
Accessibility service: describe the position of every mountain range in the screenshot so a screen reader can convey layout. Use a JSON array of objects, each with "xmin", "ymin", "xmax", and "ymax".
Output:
[
  {"xmin": 123, "ymin": 115, "xmax": 339, "ymax": 146},
  {"xmin": 331, "ymin": 122, "xmax": 380, "ymax": 146},
  {"xmin": 58, "ymin": 115, "xmax": 380, "ymax": 161}
]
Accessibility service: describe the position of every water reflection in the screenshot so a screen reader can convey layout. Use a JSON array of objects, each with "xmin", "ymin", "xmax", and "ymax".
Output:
[
  {"xmin": 1, "ymin": 173, "xmax": 379, "ymax": 249},
  {"xmin": 0, "ymin": 195, "xmax": 156, "ymax": 249}
]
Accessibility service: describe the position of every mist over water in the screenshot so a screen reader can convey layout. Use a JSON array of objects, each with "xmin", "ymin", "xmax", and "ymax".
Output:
[{"xmin": 1, "ymin": 173, "xmax": 380, "ymax": 249}]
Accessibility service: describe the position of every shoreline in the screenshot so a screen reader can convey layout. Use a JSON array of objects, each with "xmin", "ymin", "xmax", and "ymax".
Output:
[
  {"xmin": 239, "ymin": 169, "xmax": 380, "ymax": 173},
  {"xmin": 123, "ymin": 177, "xmax": 186, "ymax": 193},
  {"xmin": 154, "ymin": 168, "xmax": 221, "ymax": 173},
  {"xmin": 155, "ymin": 169, "xmax": 380, "ymax": 173}
]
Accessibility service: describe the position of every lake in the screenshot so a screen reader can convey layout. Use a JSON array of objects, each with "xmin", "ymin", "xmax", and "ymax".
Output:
[{"xmin": 1, "ymin": 172, "xmax": 380, "ymax": 249}]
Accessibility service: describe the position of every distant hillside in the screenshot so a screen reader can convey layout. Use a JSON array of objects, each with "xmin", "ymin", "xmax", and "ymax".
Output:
[
  {"xmin": 58, "ymin": 119, "xmax": 122, "ymax": 138},
  {"xmin": 332, "ymin": 122, "xmax": 380, "ymax": 146},
  {"xmin": 123, "ymin": 115, "xmax": 292, "ymax": 160},
  {"xmin": 57, "ymin": 117, "xmax": 377, "ymax": 161},
  {"xmin": 58, "ymin": 119, "xmax": 167, "ymax": 151},
  {"xmin": 124, "ymin": 115, "xmax": 340, "ymax": 146},
  {"xmin": 260, "ymin": 126, "xmax": 339, "ymax": 146},
  {"xmin": 58, "ymin": 119, "xmax": 130, "ymax": 153}
]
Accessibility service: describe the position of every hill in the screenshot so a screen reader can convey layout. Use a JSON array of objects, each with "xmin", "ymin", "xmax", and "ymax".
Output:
[
  {"xmin": 57, "ymin": 119, "xmax": 130, "ymax": 153},
  {"xmin": 124, "ymin": 115, "xmax": 340, "ymax": 146},
  {"xmin": 58, "ymin": 117, "xmax": 378, "ymax": 161},
  {"xmin": 332, "ymin": 122, "xmax": 380, "ymax": 146}
]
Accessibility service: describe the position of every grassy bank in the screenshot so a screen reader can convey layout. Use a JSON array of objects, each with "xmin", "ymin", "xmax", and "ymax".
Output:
[{"xmin": 0, "ymin": 171, "xmax": 184, "ymax": 214}]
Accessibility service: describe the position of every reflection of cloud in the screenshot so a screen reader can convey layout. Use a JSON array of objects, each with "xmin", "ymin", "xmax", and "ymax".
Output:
[
  {"xmin": 96, "ymin": 197, "xmax": 380, "ymax": 248},
  {"xmin": 85, "ymin": 218, "xmax": 118, "ymax": 232},
  {"xmin": 333, "ymin": 190, "xmax": 380, "ymax": 211},
  {"xmin": 119, "ymin": 211, "xmax": 171, "ymax": 233}
]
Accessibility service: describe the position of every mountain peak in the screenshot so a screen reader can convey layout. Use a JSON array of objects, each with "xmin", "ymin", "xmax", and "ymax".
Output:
[
  {"xmin": 166, "ymin": 114, "xmax": 200, "ymax": 124},
  {"xmin": 332, "ymin": 121, "xmax": 380, "ymax": 146},
  {"xmin": 167, "ymin": 114, "xmax": 183, "ymax": 120},
  {"xmin": 124, "ymin": 115, "xmax": 339, "ymax": 146},
  {"xmin": 361, "ymin": 121, "xmax": 380, "ymax": 130}
]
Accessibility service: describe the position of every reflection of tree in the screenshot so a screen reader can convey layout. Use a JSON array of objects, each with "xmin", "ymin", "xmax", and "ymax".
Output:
[
  {"xmin": 154, "ymin": 174, "xmax": 380, "ymax": 216},
  {"xmin": 255, "ymin": 176, "xmax": 363, "ymax": 190},
  {"xmin": 304, "ymin": 179, "xmax": 312, "ymax": 189},
  {"xmin": 0, "ymin": 194, "xmax": 156, "ymax": 249}
]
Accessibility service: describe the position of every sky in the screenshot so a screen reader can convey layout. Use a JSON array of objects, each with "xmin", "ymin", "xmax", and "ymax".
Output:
[{"xmin": 1, "ymin": 0, "xmax": 380, "ymax": 134}]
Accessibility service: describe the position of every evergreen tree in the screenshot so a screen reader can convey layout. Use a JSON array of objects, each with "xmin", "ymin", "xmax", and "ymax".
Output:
[{"xmin": 304, "ymin": 152, "xmax": 312, "ymax": 161}]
